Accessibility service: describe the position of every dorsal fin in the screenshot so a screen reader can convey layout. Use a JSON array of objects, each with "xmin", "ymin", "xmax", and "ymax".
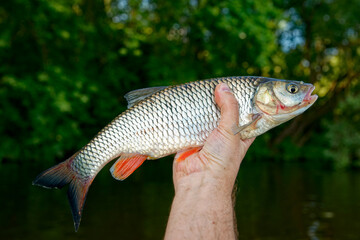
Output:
[{"xmin": 124, "ymin": 86, "xmax": 167, "ymax": 108}]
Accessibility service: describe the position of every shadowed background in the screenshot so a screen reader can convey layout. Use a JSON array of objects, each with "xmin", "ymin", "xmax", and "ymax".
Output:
[{"xmin": 0, "ymin": 0, "xmax": 359, "ymax": 239}]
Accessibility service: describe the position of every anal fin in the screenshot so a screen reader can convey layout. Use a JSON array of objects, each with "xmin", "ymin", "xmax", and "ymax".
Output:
[{"xmin": 110, "ymin": 154, "xmax": 147, "ymax": 180}]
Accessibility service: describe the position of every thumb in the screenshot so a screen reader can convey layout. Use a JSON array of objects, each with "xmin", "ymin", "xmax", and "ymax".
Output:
[{"xmin": 214, "ymin": 83, "xmax": 239, "ymax": 135}]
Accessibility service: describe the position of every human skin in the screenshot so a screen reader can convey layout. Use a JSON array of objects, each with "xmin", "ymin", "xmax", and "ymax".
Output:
[{"xmin": 164, "ymin": 83, "xmax": 255, "ymax": 240}]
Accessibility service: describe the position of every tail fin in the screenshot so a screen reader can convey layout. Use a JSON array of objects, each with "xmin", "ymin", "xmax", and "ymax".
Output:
[{"xmin": 33, "ymin": 155, "xmax": 93, "ymax": 232}]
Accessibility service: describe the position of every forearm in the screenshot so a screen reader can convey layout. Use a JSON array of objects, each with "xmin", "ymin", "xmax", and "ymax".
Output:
[{"xmin": 164, "ymin": 174, "xmax": 236, "ymax": 240}]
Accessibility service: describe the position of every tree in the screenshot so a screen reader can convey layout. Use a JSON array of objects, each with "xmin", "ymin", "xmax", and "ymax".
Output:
[{"xmin": 1, "ymin": 0, "xmax": 359, "ymax": 168}]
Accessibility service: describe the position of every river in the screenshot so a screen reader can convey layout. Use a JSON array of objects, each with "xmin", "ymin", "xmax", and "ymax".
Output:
[{"xmin": 1, "ymin": 160, "xmax": 359, "ymax": 239}]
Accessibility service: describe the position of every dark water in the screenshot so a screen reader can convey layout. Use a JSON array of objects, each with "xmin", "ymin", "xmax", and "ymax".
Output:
[{"xmin": 1, "ymin": 160, "xmax": 360, "ymax": 240}]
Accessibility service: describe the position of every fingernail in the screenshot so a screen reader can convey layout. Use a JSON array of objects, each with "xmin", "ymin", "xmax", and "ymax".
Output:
[{"xmin": 220, "ymin": 83, "xmax": 231, "ymax": 92}]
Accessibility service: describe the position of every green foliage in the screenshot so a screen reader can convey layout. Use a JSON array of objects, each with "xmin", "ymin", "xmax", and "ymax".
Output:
[
  {"xmin": 323, "ymin": 93, "xmax": 360, "ymax": 169},
  {"xmin": 0, "ymin": 0, "xmax": 359, "ymax": 168},
  {"xmin": 0, "ymin": 0, "xmax": 138, "ymax": 162},
  {"xmin": 0, "ymin": 0, "xmax": 282, "ymax": 163}
]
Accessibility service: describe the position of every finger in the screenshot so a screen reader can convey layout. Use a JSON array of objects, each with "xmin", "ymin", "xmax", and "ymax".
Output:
[{"xmin": 214, "ymin": 83, "xmax": 239, "ymax": 134}]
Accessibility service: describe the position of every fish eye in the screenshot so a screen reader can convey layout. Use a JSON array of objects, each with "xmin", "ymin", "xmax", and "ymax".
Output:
[{"xmin": 286, "ymin": 83, "xmax": 299, "ymax": 94}]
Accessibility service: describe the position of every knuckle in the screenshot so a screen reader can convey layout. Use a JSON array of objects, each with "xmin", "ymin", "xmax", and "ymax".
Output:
[
  {"xmin": 228, "ymin": 99, "xmax": 239, "ymax": 110},
  {"xmin": 217, "ymin": 125, "xmax": 235, "ymax": 141},
  {"xmin": 221, "ymin": 92, "xmax": 238, "ymax": 107}
]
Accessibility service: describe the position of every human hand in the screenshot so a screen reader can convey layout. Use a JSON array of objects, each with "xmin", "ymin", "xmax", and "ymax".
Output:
[
  {"xmin": 165, "ymin": 83, "xmax": 255, "ymax": 240},
  {"xmin": 173, "ymin": 83, "xmax": 255, "ymax": 195}
]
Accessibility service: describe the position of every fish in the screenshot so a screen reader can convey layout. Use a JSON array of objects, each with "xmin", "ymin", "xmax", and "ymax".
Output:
[{"xmin": 33, "ymin": 76, "xmax": 318, "ymax": 231}]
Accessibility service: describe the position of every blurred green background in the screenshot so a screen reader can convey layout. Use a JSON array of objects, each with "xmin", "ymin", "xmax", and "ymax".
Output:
[
  {"xmin": 1, "ymin": 0, "xmax": 360, "ymax": 239},
  {"xmin": 1, "ymin": 0, "xmax": 360, "ymax": 168}
]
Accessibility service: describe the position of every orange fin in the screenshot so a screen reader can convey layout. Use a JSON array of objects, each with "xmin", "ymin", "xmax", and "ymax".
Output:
[
  {"xmin": 175, "ymin": 147, "xmax": 202, "ymax": 162},
  {"xmin": 110, "ymin": 154, "xmax": 147, "ymax": 180}
]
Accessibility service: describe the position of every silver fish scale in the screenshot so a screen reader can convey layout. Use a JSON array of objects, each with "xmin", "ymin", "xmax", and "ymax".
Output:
[{"xmin": 71, "ymin": 76, "xmax": 261, "ymax": 178}]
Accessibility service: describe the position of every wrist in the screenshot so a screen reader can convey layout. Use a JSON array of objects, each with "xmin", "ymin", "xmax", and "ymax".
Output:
[
  {"xmin": 174, "ymin": 171, "xmax": 234, "ymax": 198},
  {"xmin": 166, "ymin": 172, "xmax": 236, "ymax": 240}
]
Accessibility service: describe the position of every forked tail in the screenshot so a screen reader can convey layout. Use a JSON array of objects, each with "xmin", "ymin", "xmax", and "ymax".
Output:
[{"xmin": 32, "ymin": 154, "xmax": 94, "ymax": 232}]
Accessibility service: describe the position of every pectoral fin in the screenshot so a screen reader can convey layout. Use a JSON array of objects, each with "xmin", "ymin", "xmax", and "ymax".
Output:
[
  {"xmin": 175, "ymin": 147, "xmax": 202, "ymax": 162},
  {"xmin": 231, "ymin": 114, "xmax": 262, "ymax": 135}
]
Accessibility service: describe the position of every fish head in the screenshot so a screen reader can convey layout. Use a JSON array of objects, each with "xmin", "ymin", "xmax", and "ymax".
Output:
[{"xmin": 254, "ymin": 79, "xmax": 318, "ymax": 124}]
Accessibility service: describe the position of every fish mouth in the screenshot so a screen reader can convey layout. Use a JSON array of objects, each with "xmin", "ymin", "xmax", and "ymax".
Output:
[{"xmin": 302, "ymin": 85, "xmax": 318, "ymax": 105}]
